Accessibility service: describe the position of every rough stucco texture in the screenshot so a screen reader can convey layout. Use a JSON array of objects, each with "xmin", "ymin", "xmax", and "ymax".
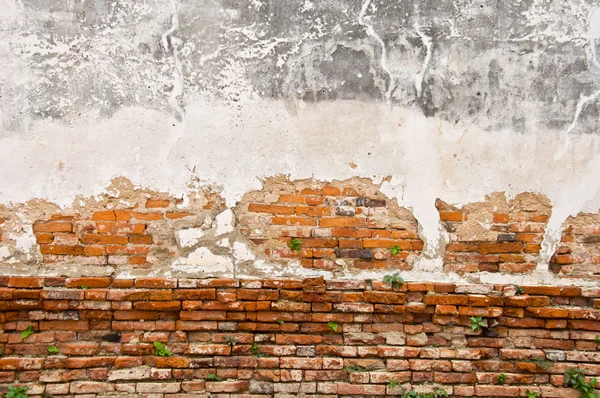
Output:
[{"xmin": 1, "ymin": 0, "xmax": 600, "ymax": 286}]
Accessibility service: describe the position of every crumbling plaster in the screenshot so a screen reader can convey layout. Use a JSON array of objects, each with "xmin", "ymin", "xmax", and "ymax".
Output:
[{"xmin": 0, "ymin": 0, "xmax": 600, "ymax": 285}]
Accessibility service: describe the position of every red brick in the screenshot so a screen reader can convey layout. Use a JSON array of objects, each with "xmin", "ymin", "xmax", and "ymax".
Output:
[
  {"xmin": 146, "ymin": 199, "xmax": 170, "ymax": 208},
  {"xmin": 33, "ymin": 221, "xmax": 72, "ymax": 233},
  {"xmin": 8, "ymin": 277, "xmax": 43, "ymax": 288},
  {"xmin": 479, "ymin": 242, "xmax": 523, "ymax": 254},
  {"xmin": 65, "ymin": 277, "xmax": 111, "ymax": 288},
  {"xmin": 248, "ymin": 203, "xmax": 294, "ymax": 215}
]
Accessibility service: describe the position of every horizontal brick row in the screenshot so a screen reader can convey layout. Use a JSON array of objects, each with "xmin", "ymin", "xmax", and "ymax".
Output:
[{"xmin": 0, "ymin": 277, "xmax": 599, "ymax": 397}]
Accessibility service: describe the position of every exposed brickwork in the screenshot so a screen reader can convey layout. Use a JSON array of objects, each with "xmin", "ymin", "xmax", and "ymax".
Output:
[
  {"xmin": 30, "ymin": 189, "xmax": 223, "ymax": 268},
  {"xmin": 551, "ymin": 212, "xmax": 600, "ymax": 279},
  {"xmin": 0, "ymin": 276, "xmax": 599, "ymax": 397},
  {"xmin": 238, "ymin": 179, "xmax": 424, "ymax": 271},
  {"xmin": 437, "ymin": 193, "xmax": 552, "ymax": 274},
  {"xmin": 0, "ymin": 219, "xmax": 4, "ymax": 244}
]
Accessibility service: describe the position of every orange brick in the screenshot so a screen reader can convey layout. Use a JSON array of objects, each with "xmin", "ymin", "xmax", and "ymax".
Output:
[
  {"xmin": 305, "ymin": 196, "xmax": 325, "ymax": 205},
  {"xmin": 363, "ymin": 239, "xmax": 410, "ymax": 249},
  {"xmin": 128, "ymin": 256, "xmax": 147, "ymax": 265},
  {"xmin": 295, "ymin": 206, "xmax": 330, "ymax": 217},
  {"xmin": 40, "ymin": 245, "xmax": 84, "ymax": 255},
  {"xmin": 83, "ymin": 246, "xmax": 106, "ymax": 256},
  {"xmin": 91, "ymin": 211, "xmax": 116, "ymax": 221},
  {"xmin": 331, "ymin": 228, "xmax": 371, "ymax": 238},
  {"xmin": 132, "ymin": 212, "xmax": 163, "ymax": 221},
  {"xmin": 339, "ymin": 240, "xmax": 363, "ymax": 249},
  {"xmin": 106, "ymin": 245, "xmax": 149, "ymax": 255},
  {"xmin": 114, "ymin": 210, "xmax": 132, "ymax": 221},
  {"xmin": 129, "ymin": 235, "xmax": 153, "ymax": 244},
  {"xmin": 271, "ymin": 217, "xmax": 317, "ymax": 226},
  {"xmin": 66, "ymin": 277, "xmax": 111, "ymax": 288},
  {"xmin": 8, "ymin": 277, "xmax": 44, "ymax": 288},
  {"xmin": 322, "ymin": 186, "xmax": 341, "ymax": 196},
  {"xmin": 320, "ymin": 218, "xmax": 366, "ymax": 228},
  {"xmin": 479, "ymin": 242, "xmax": 523, "ymax": 254},
  {"xmin": 146, "ymin": 199, "xmax": 170, "ymax": 208},
  {"xmin": 277, "ymin": 194, "xmax": 305, "ymax": 204},
  {"xmin": 32, "ymin": 221, "xmax": 72, "ymax": 233},
  {"xmin": 525, "ymin": 244, "xmax": 541, "ymax": 253},
  {"xmin": 81, "ymin": 234, "xmax": 128, "ymax": 245},
  {"xmin": 439, "ymin": 211, "xmax": 464, "ymax": 222},
  {"xmin": 35, "ymin": 233, "xmax": 54, "ymax": 244},
  {"xmin": 248, "ymin": 203, "xmax": 295, "ymax": 215},
  {"xmin": 493, "ymin": 213, "xmax": 510, "ymax": 223},
  {"xmin": 446, "ymin": 243, "xmax": 478, "ymax": 252},
  {"xmin": 166, "ymin": 212, "xmax": 193, "ymax": 219}
]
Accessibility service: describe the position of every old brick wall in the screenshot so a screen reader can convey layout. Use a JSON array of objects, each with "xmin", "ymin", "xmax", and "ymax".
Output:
[
  {"xmin": 1, "ymin": 276, "xmax": 600, "ymax": 397},
  {"xmin": 1, "ymin": 178, "xmax": 600, "ymax": 396},
  {"xmin": 237, "ymin": 179, "xmax": 423, "ymax": 272}
]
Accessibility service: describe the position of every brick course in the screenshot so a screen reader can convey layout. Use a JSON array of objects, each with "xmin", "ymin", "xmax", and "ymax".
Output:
[
  {"xmin": 238, "ymin": 181, "xmax": 424, "ymax": 271},
  {"xmin": 551, "ymin": 211, "xmax": 600, "ymax": 279},
  {"xmin": 0, "ymin": 276, "xmax": 598, "ymax": 397},
  {"xmin": 436, "ymin": 193, "xmax": 552, "ymax": 274}
]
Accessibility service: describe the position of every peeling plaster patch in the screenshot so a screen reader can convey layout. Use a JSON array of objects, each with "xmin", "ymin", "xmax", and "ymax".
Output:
[
  {"xmin": 175, "ymin": 227, "xmax": 205, "ymax": 248},
  {"xmin": 233, "ymin": 241, "xmax": 255, "ymax": 262},
  {"xmin": 214, "ymin": 209, "xmax": 235, "ymax": 236},
  {"xmin": 0, "ymin": 247, "xmax": 11, "ymax": 260},
  {"xmin": 173, "ymin": 247, "xmax": 234, "ymax": 274}
]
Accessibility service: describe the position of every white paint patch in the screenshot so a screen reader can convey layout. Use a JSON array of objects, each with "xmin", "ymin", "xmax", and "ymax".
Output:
[
  {"xmin": 233, "ymin": 241, "xmax": 255, "ymax": 262},
  {"xmin": 173, "ymin": 247, "xmax": 233, "ymax": 273},
  {"xmin": 214, "ymin": 209, "xmax": 235, "ymax": 236},
  {"xmin": 0, "ymin": 247, "xmax": 11, "ymax": 260},
  {"xmin": 175, "ymin": 227, "xmax": 205, "ymax": 248}
]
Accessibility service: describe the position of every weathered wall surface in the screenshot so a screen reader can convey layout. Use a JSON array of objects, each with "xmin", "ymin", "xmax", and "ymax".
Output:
[
  {"xmin": 0, "ymin": 276, "xmax": 600, "ymax": 397},
  {"xmin": 1, "ymin": 0, "xmax": 600, "ymax": 285}
]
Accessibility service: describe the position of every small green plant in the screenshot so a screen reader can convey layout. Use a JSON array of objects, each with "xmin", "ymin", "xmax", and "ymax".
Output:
[
  {"xmin": 399, "ymin": 387, "xmax": 448, "ymax": 398},
  {"xmin": 47, "ymin": 346, "xmax": 59, "ymax": 354},
  {"xmin": 595, "ymin": 335, "xmax": 600, "ymax": 344},
  {"xmin": 277, "ymin": 319, "xmax": 285, "ymax": 325},
  {"xmin": 497, "ymin": 373, "xmax": 506, "ymax": 384},
  {"xmin": 525, "ymin": 390, "xmax": 538, "ymax": 398},
  {"xmin": 470, "ymin": 316, "xmax": 485, "ymax": 331},
  {"xmin": 383, "ymin": 273, "xmax": 404, "ymax": 289},
  {"xmin": 20, "ymin": 326, "xmax": 35, "ymax": 340},
  {"xmin": 225, "ymin": 336, "xmax": 237, "ymax": 347},
  {"xmin": 6, "ymin": 386, "xmax": 28, "ymax": 398},
  {"xmin": 564, "ymin": 368, "xmax": 600, "ymax": 398},
  {"xmin": 327, "ymin": 321, "xmax": 338, "ymax": 332},
  {"xmin": 342, "ymin": 364, "xmax": 367, "ymax": 373},
  {"xmin": 81, "ymin": 285, "xmax": 88, "ymax": 290},
  {"xmin": 387, "ymin": 380, "xmax": 402, "ymax": 389},
  {"xmin": 250, "ymin": 343, "xmax": 266, "ymax": 357},
  {"xmin": 205, "ymin": 373, "xmax": 224, "ymax": 382},
  {"xmin": 153, "ymin": 342, "xmax": 173, "ymax": 357},
  {"xmin": 290, "ymin": 238, "xmax": 302, "ymax": 252},
  {"xmin": 390, "ymin": 245, "xmax": 401, "ymax": 255},
  {"xmin": 514, "ymin": 284, "xmax": 525, "ymax": 295}
]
